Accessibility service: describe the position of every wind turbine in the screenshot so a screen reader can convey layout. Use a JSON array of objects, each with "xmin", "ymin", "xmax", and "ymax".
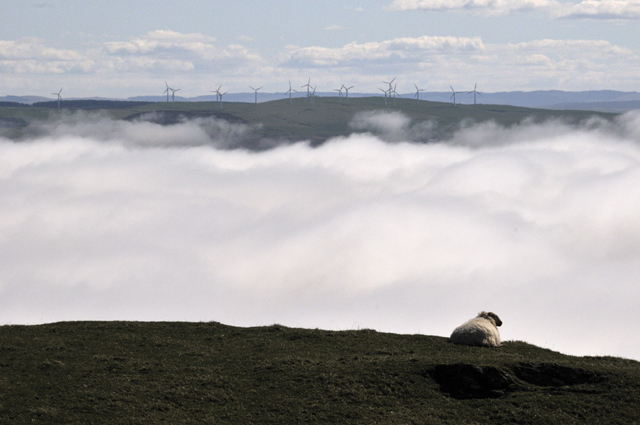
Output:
[
  {"xmin": 414, "ymin": 83, "xmax": 425, "ymax": 104},
  {"xmin": 218, "ymin": 89, "xmax": 228, "ymax": 109},
  {"xmin": 343, "ymin": 85, "xmax": 354, "ymax": 104},
  {"xmin": 213, "ymin": 85, "xmax": 226, "ymax": 109},
  {"xmin": 382, "ymin": 78, "xmax": 396, "ymax": 107},
  {"xmin": 334, "ymin": 85, "xmax": 344, "ymax": 103},
  {"xmin": 392, "ymin": 83, "xmax": 400, "ymax": 106},
  {"xmin": 51, "ymin": 87, "xmax": 63, "ymax": 109},
  {"xmin": 249, "ymin": 85, "xmax": 262, "ymax": 104},
  {"xmin": 450, "ymin": 85, "xmax": 459, "ymax": 106},
  {"xmin": 284, "ymin": 81, "xmax": 296, "ymax": 104},
  {"xmin": 310, "ymin": 86, "xmax": 317, "ymax": 107},
  {"xmin": 163, "ymin": 81, "xmax": 173, "ymax": 102},
  {"xmin": 170, "ymin": 87, "xmax": 180, "ymax": 102},
  {"xmin": 301, "ymin": 78, "xmax": 312, "ymax": 100},
  {"xmin": 468, "ymin": 82, "xmax": 482, "ymax": 105},
  {"xmin": 211, "ymin": 85, "xmax": 222, "ymax": 103},
  {"xmin": 379, "ymin": 87, "xmax": 389, "ymax": 107},
  {"xmin": 383, "ymin": 78, "xmax": 396, "ymax": 93}
]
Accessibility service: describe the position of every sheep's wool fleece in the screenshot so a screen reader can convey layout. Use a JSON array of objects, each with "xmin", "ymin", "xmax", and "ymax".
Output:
[{"xmin": 450, "ymin": 315, "xmax": 501, "ymax": 347}]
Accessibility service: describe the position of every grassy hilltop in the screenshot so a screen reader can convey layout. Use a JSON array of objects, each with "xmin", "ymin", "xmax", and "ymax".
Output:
[
  {"xmin": 0, "ymin": 97, "xmax": 616, "ymax": 145},
  {"xmin": 0, "ymin": 321, "xmax": 638, "ymax": 424}
]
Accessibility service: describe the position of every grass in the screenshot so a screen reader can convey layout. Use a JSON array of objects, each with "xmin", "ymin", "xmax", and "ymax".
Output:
[{"xmin": 0, "ymin": 321, "xmax": 638, "ymax": 424}]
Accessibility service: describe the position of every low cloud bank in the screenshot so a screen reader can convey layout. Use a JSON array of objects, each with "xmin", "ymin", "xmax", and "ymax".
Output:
[
  {"xmin": 3, "ymin": 111, "xmax": 267, "ymax": 150},
  {"xmin": 349, "ymin": 110, "xmax": 440, "ymax": 142},
  {"xmin": 2, "ymin": 112, "xmax": 640, "ymax": 360}
]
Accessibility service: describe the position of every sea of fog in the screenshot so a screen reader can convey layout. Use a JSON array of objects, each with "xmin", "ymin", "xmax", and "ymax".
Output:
[{"xmin": 2, "ymin": 111, "xmax": 640, "ymax": 360}]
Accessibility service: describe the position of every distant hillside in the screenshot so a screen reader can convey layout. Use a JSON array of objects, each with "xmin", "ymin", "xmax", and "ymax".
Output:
[
  {"xmin": 0, "ymin": 321, "xmax": 638, "ymax": 424},
  {"xmin": 550, "ymin": 100, "xmax": 640, "ymax": 113},
  {"xmin": 128, "ymin": 90, "xmax": 640, "ymax": 111},
  {"xmin": 0, "ymin": 95, "xmax": 51, "ymax": 104},
  {"xmin": 0, "ymin": 96, "xmax": 619, "ymax": 147},
  {"xmin": 412, "ymin": 90, "xmax": 640, "ymax": 111},
  {"xmin": 32, "ymin": 99, "xmax": 153, "ymax": 109},
  {"xmin": 0, "ymin": 101, "xmax": 29, "ymax": 108},
  {"xmin": 5, "ymin": 90, "xmax": 640, "ymax": 111}
]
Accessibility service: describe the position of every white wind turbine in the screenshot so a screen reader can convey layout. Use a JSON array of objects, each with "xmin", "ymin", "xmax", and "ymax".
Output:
[
  {"xmin": 334, "ymin": 85, "xmax": 344, "ymax": 103},
  {"xmin": 450, "ymin": 85, "xmax": 460, "ymax": 106},
  {"xmin": 468, "ymin": 82, "xmax": 482, "ymax": 105},
  {"xmin": 414, "ymin": 83, "xmax": 425, "ymax": 104},
  {"xmin": 213, "ymin": 85, "xmax": 227, "ymax": 109},
  {"xmin": 249, "ymin": 85, "xmax": 262, "ymax": 104},
  {"xmin": 284, "ymin": 81, "xmax": 297, "ymax": 104},
  {"xmin": 392, "ymin": 83, "xmax": 400, "ymax": 106},
  {"xmin": 310, "ymin": 86, "xmax": 317, "ymax": 107},
  {"xmin": 379, "ymin": 87, "xmax": 389, "ymax": 107},
  {"xmin": 301, "ymin": 78, "xmax": 312, "ymax": 100},
  {"xmin": 382, "ymin": 78, "xmax": 397, "ymax": 107},
  {"xmin": 343, "ymin": 85, "xmax": 354, "ymax": 104},
  {"xmin": 383, "ymin": 78, "xmax": 396, "ymax": 95},
  {"xmin": 163, "ymin": 81, "xmax": 174, "ymax": 102},
  {"xmin": 51, "ymin": 87, "xmax": 63, "ymax": 109},
  {"xmin": 211, "ymin": 85, "xmax": 221, "ymax": 103},
  {"xmin": 170, "ymin": 87, "xmax": 180, "ymax": 102}
]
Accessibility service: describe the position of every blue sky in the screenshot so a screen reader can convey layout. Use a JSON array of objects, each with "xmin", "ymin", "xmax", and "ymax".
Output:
[{"xmin": 1, "ymin": 0, "xmax": 639, "ymax": 97}]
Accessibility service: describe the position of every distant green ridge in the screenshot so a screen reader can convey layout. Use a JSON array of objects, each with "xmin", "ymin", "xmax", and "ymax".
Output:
[{"xmin": 0, "ymin": 97, "xmax": 617, "ymax": 147}]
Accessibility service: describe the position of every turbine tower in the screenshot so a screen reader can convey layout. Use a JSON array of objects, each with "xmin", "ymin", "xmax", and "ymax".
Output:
[
  {"xmin": 163, "ymin": 81, "xmax": 174, "ymax": 102},
  {"xmin": 392, "ymin": 83, "xmax": 400, "ymax": 106},
  {"xmin": 382, "ymin": 78, "xmax": 396, "ymax": 107},
  {"xmin": 379, "ymin": 87, "xmax": 389, "ymax": 107},
  {"xmin": 51, "ymin": 87, "xmax": 63, "ymax": 109},
  {"xmin": 218, "ymin": 88, "xmax": 228, "ymax": 109},
  {"xmin": 343, "ymin": 85, "xmax": 354, "ymax": 104},
  {"xmin": 284, "ymin": 81, "xmax": 297, "ymax": 104},
  {"xmin": 211, "ymin": 85, "xmax": 222, "ymax": 103},
  {"xmin": 249, "ymin": 85, "xmax": 262, "ymax": 104},
  {"xmin": 414, "ymin": 83, "xmax": 425, "ymax": 104},
  {"xmin": 310, "ymin": 86, "xmax": 317, "ymax": 107},
  {"xmin": 468, "ymin": 82, "xmax": 482, "ymax": 105},
  {"xmin": 170, "ymin": 87, "xmax": 180, "ymax": 102},
  {"xmin": 334, "ymin": 85, "xmax": 344, "ymax": 103},
  {"xmin": 212, "ymin": 85, "xmax": 226, "ymax": 109},
  {"xmin": 301, "ymin": 78, "xmax": 312, "ymax": 100},
  {"xmin": 450, "ymin": 85, "xmax": 459, "ymax": 106}
]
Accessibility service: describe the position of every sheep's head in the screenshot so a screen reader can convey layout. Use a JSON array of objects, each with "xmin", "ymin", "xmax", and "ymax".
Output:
[{"xmin": 479, "ymin": 311, "xmax": 502, "ymax": 327}]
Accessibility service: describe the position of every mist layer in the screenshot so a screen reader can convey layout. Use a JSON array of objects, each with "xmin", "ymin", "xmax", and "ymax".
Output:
[{"xmin": 2, "ymin": 113, "xmax": 640, "ymax": 360}]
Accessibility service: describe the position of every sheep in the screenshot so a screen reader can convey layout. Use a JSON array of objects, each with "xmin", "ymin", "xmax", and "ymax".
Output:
[{"xmin": 449, "ymin": 311, "xmax": 502, "ymax": 348}]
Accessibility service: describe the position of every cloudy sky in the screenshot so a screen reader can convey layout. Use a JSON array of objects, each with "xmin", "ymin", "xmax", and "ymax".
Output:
[{"xmin": 1, "ymin": 0, "xmax": 639, "ymax": 97}]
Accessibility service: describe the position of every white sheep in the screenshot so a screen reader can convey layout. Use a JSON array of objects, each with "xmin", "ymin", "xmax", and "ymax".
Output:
[{"xmin": 449, "ymin": 311, "xmax": 502, "ymax": 348}]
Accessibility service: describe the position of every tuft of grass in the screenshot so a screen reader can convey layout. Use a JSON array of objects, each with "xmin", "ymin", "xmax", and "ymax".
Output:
[{"xmin": 0, "ymin": 321, "xmax": 638, "ymax": 424}]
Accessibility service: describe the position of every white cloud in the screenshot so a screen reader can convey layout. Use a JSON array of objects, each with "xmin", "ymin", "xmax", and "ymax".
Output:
[
  {"xmin": 104, "ymin": 30, "xmax": 261, "ymax": 67},
  {"xmin": 279, "ymin": 36, "xmax": 639, "ymax": 91},
  {"xmin": 281, "ymin": 36, "xmax": 484, "ymax": 68},
  {"xmin": 557, "ymin": 0, "xmax": 640, "ymax": 19},
  {"xmin": 388, "ymin": 0, "xmax": 640, "ymax": 19},
  {"xmin": 2, "ymin": 114, "xmax": 640, "ymax": 360},
  {"xmin": 0, "ymin": 38, "xmax": 95, "ymax": 73},
  {"xmin": 0, "ymin": 29, "xmax": 638, "ymax": 95},
  {"xmin": 0, "ymin": 31, "xmax": 267, "ymax": 95},
  {"xmin": 388, "ymin": 0, "xmax": 553, "ymax": 14},
  {"xmin": 236, "ymin": 35, "xmax": 255, "ymax": 43}
]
